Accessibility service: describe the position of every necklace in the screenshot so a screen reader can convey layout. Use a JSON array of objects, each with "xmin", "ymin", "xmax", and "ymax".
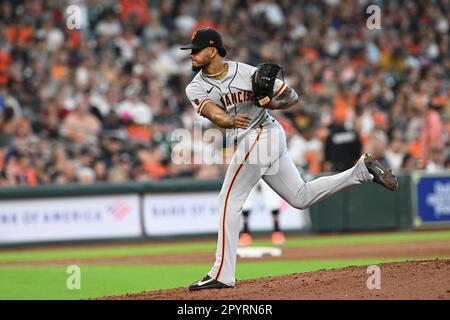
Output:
[{"xmin": 203, "ymin": 64, "xmax": 228, "ymax": 78}]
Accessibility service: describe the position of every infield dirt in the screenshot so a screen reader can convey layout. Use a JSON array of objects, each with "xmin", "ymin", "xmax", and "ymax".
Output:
[
  {"xmin": 89, "ymin": 238, "xmax": 450, "ymax": 300},
  {"xmin": 100, "ymin": 259, "xmax": 450, "ymax": 300}
]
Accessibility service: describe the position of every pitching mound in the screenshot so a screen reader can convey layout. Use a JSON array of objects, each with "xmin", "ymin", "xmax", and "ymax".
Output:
[{"xmin": 100, "ymin": 259, "xmax": 450, "ymax": 300}]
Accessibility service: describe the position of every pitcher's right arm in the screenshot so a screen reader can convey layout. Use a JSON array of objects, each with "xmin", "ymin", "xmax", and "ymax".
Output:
[
  {"xmin": 200, "ymin": 103, "xmax": 251, "ymax": 129},
  {"xmin": 186, "ymin": 82, "xmax": 251, "ymax": 129}
]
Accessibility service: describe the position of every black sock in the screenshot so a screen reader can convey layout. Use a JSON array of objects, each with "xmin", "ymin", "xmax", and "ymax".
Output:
[
  {"xmin": 272, "ymin": 209, "xmax": 280, "ymax": 232},
  {"xmin": 242, "ymin": 210, "xmax": 250, "ymax": 233}
]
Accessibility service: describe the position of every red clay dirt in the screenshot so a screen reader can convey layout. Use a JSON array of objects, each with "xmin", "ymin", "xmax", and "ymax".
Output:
[{"xmin": 100, "ymin": 259, "xmax": 450, "ymax": 300}]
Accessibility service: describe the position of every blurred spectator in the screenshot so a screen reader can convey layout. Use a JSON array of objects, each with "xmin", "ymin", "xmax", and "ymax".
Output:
[
  {"xmin": 365, "ymin": 129, "xmax": 390, "ymax": 167},
  {"xmin": 92, "ymin": 159, "xmax": 107, "ymax": 182},
  {"xmin": 119, "ymin": 0, "xmax": 149, "ymax": 27},
  {"xmin": 444, "ymin": 156, "xmax": 450, "ymax": 170},
  {"xmin": 419, "ymin": 103, "xmax": 445, "ymax": 161},
  {"xmin": 61, "ymin": 159, "xmax": 77, "ymax": 183},
  {"xmin": 77, "ymin": 147, "xmax": 94, "ymax": 168},
  {"xmin": 117, "ymin": 86, "xmax": 152, "ymax": 126},
  {"xmin": 95, "ymin": 10, "xmax": 122, "ymax": 38},
  {"xmin": 4, "ymin": 152, "xmax": 37, "ymax": 186},
  {"xmin": 385, "ymin": 130, "xmax": 407, "ymax": 173},
  {"xmin": 78, "ymin": 167, "xmax": 96, "ymax": 184},
  {"xmin": 137, "ymin": 145, "xmax": 168, "ymax": 180},
  {"xmin": 115, "ymin": 26, "xmax": 141, "ymax": 62},
  {"xmin": 425, "ymin": 146, "xmax": 445, "ymax": 172},
  {"xmin": 62, "ymin": 92, "xmax": 101, "ymax": 145},
  {"xmin": 324, "ymin": 109, "xmax": 362, "ymax": 172},
  {"xmin": 195, "ymin": 164, "xmax": 220, "ymax": 180},
  {"xmin": 99, "ymin": 135, "xmax": 123, "ymax": 168},
  {"xmin": 108, "ymin": 165, "xmax": 128, "ymax": 183},
  {"xmin": 116, "ymin": 152, "xmax": 132, "ymax": 177},
  {"xmin": 288, "ymin": 113, "xmax": 322, "ymax": 174},
  {"xmin": 164, "ymin": 161, "xmax": 194, "ymax": 179},
  {"xmin": 401, "ymin": 153, "xmax": 419, "ymax": 173}
]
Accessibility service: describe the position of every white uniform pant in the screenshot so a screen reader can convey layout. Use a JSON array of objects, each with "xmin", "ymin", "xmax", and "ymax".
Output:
[{"xmin": 208, "ymin": 122, "xmax": 373, "ymax": 286}]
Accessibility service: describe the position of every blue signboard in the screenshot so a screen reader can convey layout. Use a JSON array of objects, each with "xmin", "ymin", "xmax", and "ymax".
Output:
[{"xmin": 417, "ymin": 176, "xmax": 450, "ymax": 222}]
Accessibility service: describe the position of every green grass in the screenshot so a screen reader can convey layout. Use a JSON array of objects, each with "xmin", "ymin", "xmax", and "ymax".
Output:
[
  {"xmin": 0, "ymin": 257, "xmax": 443, "ymax": 300},
  {"xmin": 0, "ymin": 230, "xmax": 450, "ymax": 263},
  {"xmin": 0, "ymin": 243, "xmax": 216, "ymax": 263},
  {"xmin": 262, "ymin": 230, "xmax": 450, "ymax": 248}
]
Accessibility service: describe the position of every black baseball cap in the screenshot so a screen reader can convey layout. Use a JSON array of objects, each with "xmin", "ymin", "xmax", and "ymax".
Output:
[{"xmin": 181, "ymin": 28, "xmax": 227, "ymax": 57}]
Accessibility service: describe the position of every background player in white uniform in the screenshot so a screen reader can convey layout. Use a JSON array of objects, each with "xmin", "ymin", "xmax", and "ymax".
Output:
[
  {"xmin": 182, "ymin": 28, "xmax": 398, "ymax": 291},
  {"xmin": 239, "ymin": 180, "xmax": 286, "ymax": 246}
]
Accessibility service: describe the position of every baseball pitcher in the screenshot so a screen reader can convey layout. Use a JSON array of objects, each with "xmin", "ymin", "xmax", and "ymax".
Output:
[{"xmin": 182, "ymin": 28, "xmax": 398, "ymax": 291}]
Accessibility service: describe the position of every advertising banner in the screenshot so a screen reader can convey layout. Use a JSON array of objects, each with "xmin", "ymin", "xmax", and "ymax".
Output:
[
  {"xmin": 0, "ymin": 195, "xmax": 141, "ymax": 243},
  {"xmin": 416, "ymin": 176, "xmax": 450, "ymax": 223}
]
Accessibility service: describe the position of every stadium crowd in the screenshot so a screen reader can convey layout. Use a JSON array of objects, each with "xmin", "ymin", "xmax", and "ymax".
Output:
[{"xmin": 0, "ymin": 0, "xmax": 449, "ymax": 187}]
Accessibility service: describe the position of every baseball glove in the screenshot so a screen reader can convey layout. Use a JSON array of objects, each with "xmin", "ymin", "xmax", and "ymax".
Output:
[{"xmin": 251, "ymin": 62, "xmax": 282, "ymax": 107}]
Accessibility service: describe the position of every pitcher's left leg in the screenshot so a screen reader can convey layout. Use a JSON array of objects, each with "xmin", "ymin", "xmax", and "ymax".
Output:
[{"xmin": 263, "ymin": 153, "xmax": 374, "ymax": 210}]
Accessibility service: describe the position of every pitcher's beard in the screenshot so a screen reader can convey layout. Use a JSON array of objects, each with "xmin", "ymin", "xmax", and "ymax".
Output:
[
  {"xmin": 192, "ymin": 66, "xmax": 205, "ymax": 73},
  {"xmin": 192, "ymin": 61, "xmax": 210, "ymax": 73},
  {"xmin": 192, "ymin": 65, "xmax": 204, "ymax": 73}
]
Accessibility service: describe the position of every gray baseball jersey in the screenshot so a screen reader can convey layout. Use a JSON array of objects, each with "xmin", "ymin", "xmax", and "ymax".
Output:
[
  {"xmin": 184, "ymin": 60, "xmax": 373, "ymax": 288},
  {"xmin": 185, "ymin": 60, "xmax": 287, "ymax": 145}
]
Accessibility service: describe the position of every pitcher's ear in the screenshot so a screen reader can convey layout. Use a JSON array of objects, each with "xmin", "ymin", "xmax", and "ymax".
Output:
[{"xmin": 210, "ymin": 47, "xmax": 218, "ymax": 57}]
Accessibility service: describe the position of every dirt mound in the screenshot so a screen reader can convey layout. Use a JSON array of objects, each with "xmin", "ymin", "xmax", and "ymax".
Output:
[{"xmin": 100, "ymin": 259, "xmax": 450, "ymax": 300}]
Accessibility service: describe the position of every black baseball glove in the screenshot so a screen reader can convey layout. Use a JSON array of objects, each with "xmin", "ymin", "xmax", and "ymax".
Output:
[{"xmin": 251, "ymin": 62, "xmax": 282, "ymax": 107}]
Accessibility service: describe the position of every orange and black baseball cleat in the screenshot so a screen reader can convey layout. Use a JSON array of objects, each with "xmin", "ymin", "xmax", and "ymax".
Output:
[
  {"xmin": 271, "ymin": 231, "xmax": 286, "ymax": 245},
  {"xmin": 238, "ymin": 232, "xmax": 253, "ymax": 247},
  {"xmin": 364, "ymin": 153, "xmax": 399, "ymax": 191}
]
